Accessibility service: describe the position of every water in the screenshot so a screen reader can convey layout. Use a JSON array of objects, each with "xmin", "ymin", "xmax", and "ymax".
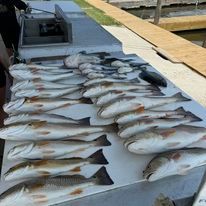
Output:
[
  {"xmin": 125, "ymin": 4, "xmax": 206, "ymax": 47},
  {"xmin": 125, "ymin": 3, "xmax": 206, "ymax": 19},
  {"xmin": 174, "ymin": 29, "xmax": 206, "ymax": 46}
]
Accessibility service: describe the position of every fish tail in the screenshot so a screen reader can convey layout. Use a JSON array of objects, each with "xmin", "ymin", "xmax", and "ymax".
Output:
[
  {"xmin": 88, "ymin": 149, "xmax": 108, "ymax": 165},
  {"xmin": 186, "ymin": 112, "xmax": 202, "ymax": 122},
  {"xmin": 92, "ymin": 166, "xmax": 114, "ymax": 185},
  {"xmin": 79, "ymin": 98, "xmax": 93, "ymax": 104},
  {"xmin": 78, "ymin": 117, "xmax": 91, "ymax": 125},
  {"xmin": 172, "ymin": 92, "xmax": 190, "ymax": 102},
  {"xmin": 104, "ymin": 123, "xmax": 119, "ymax": 133},
  {"xmin": 147, "ymin": 85, "xmax": 160, "ymax": 91},
  {"xmin": 94, "ymin": 135, "xmax": 111, "ymax": 146}
]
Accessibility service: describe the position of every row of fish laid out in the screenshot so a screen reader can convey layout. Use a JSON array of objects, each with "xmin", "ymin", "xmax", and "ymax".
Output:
[
  {"xmin": 0, "ymin": 166, "xmax": 113, "ymax": 206},
  {"xmin": 0, "ymin": 54, "xmax": 122, "ymax": 206},
  {"xmin": 66, "ymin": 53, "xmax": 206, "ymax": 184}
]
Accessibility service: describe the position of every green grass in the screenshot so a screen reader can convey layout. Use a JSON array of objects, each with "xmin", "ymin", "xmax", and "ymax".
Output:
[{"xmin": 74, "ymin": 0, "xmax": 121, "ymax": 26}]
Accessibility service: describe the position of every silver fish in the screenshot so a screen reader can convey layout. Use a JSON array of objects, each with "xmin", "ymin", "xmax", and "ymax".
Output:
[
  {"xmin": 87, "ymin": 72, "xmax": 127, "ymax": 80},
  {"xmin": 143, "ymin": 148, "xmax": 206, "ymax": 182},
  {"xmin": 111, "ymin": 60, "xmax": 130, "ymax": 67},
  {"xmin": 83, "ymin": 82, "xmax": 154, "ymax": 98},
  {"xmin": 119, "ymin": 113, "xmax": 201, "ymax": 138},
  {"xmin": 11, "ymin": 80, "xmax": 77, "ymax": 93},
  {"xmin": 0, "ymin": 121, "xmax": 117, "ymax": 141},
  {"xmin": 4, "ymin": 149, "xmax": 108, "ymax": 181},
  {"xmin": 3, "ymin": 98, "xmax": 91, "ymax": 115},
  {"xmin": 9, "ymin": 63, "xmax": 60, "ymax": 71},
  {"xmin": 118, "ymin": 67, "xmax": 133, "ymax": 74},
  {"xmin": 124, "ymin": 125, "xmax": 206, "ymax": 154},
  {"xmin": 115, "ymin": 107, "xmax": 187, "ymax": 124},
  {"xmin": 7, "ymin": 135, "xmax": 111, "ymax": 160},
  {"xmin": 10, "ymin": 69, "xmax": 75, "ymax": 81},
  {"xmin": 0, "ymin": 167, "xmax": 113, "ymax": 206},
  {"xmin": 98, "ymin": 92, "xmax": 190, "ymax": 118},
  {"xmin": 83, "ymin": 78, "xmax": 139, "ymax": 87},
  {"xmin": 14, "ymin": 86, "xmax": 81, "ymax": 99},
  {"xmin": 64, "ymin": 53, "xmax": 101, "ymax": 68},
  {"xmin": 4, "ymin": 114, "xmax": 90, "ymax": 125},
  {"xmin": 95, "ymin": 90, "xmax": 163, "ymax": 106}
]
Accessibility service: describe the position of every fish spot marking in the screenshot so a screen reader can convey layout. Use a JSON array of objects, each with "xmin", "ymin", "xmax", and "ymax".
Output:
[
  {"xmin": 63, "ymin": 103, "xmax": 71, "ymax": 108},
  {"xmin": 136, "ymin": 106, "xmax": 145, "ymax": 113},
  {"xmin": 38, "ymin": 131, "xmax": 50, "ymax": 135},
  {"xmin": 166, "ymin": 142, "xmax": 180, "ymax": 147},
  {"xmin": 70, "ymin": 166, "xmax": 81, "ymax": 172},
  {"xmin": 32, "ymin": 121, "xmax": 47, "ymax": 128},
  {"xmin": 42, "ymin": 150, "xmax": 55, "ymax": 154},
  {"xmin": 70, "ymin": 188, "xmax": 83, "ymax": 195},
  {"xmin": 38, "ymin": 142, "xmax": 50, "ymax": 146},
  {"xmin": 171, "ymin": 152, "xmax": 181, "ymax": 160},
  {"xmin": 160, "ymin": 129, "xmax": 176, "ymax": 139},
  {"xmin": 36, "ymin": 104, "xmax": 43, "ymax": 108},
  {"xmin": 38, "ymin": 171, "xmax": 51, "ymax": 176}
]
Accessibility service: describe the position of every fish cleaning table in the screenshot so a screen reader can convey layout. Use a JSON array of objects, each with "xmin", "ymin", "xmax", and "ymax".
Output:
[{"xmin": 1, "ymin": 1, "xmax": 206, "ymax": 206}]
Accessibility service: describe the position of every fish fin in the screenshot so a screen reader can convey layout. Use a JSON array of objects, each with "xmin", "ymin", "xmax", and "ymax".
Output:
[
  {"xmin": 31, "ymin": 121, "xmax": 47, "ymax": 128},
  {"xmin": 172, "ymin": 92, "xmax": 190, "ymax": 102},
  {"xmin": 88, "ymin": 149, "xmax": 108, "ymax": 165},
  {"xmin": 175, "ymin": 107, "xmax": 186, "ymax": 113},
  {"xmin": 92, "ymin": 166, "xmax": 114, "ymax": 185},
  {"xmin": 78, "ymin": 117, "xmax": 91, "ymax": 125},
  {"xmin": 135, "ymin": 106, "xmax": 145, "ymax": 113},
  {"xmin": 29, "ymin": 97, "xmax": 39, "ymax": 102},
  {"xmin": 94, "ymin": 135, "xmax": 111, "ymax": 146},
  {"xmin": 160, "ymin": 129, "xmax": 176, "ymax": 139},
  {"xmin": 178, "ymin": 167, "xmax": 190, "ymax": 175},
  {"xmin": 105, "ymin": 123, "xmax": 119, "ymax": 133},
  {"xmin": 79, "ymin": 98, "xmax": 93, "ymax": 104},
  {"xmin": 186, "ymin": 112, "xmax": 202, "ymax": 122}
]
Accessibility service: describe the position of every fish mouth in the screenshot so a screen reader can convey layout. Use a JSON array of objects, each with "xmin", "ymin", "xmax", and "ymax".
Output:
[
  {"xmin": 3, "ymin": 98, "xmax": 25, "ymax": 113},
  {"xmin": 144, "ymin": 172, "xmax": 154, "ymax": 180}
]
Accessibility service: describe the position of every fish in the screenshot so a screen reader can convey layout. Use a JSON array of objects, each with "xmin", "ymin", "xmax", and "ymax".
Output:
[
  {"xmin": 98, "ymin": 92, "xmax": 190, "ymax": 118},
  {"xmin": 10, "ymin": 69, "xmax": 75, "ymax": 81},
  {"xmin": 115, "ymin": 107, "xmax": 188, "ymax": 124},
  {"xmin": 124, "ymin": 125, "xmax": 206, "ymax": 154},
  {"xmin": 95, "ymin": 90, "xmax": 163, "ymax": 106},
  {"xmin": 139, "ymin": 70, "xmax": 167, "ymax": 87},
  {"xmin": 83, "ymin": 78, "xmax": 140, "ymax": 87},
  {"xmin": 143, "ymin": 148, "xmax": 206, "ymax": 182},
  {"xmin": 111, "ymin": 60, "xmax": 130, "ymax": 67},
  {"xmin": 64, "ymin": 53, "xmax": 101, "ymax": 68},
  {"xmin": 4, "ymin": 149, "xmax": 108, "ymax": 181},
  {"xmin": 0, "ymin": 121, "xmax": 117, "ymax": 141},
  {"xmin": 7, "ymin": 135, "xmax": 111, "ymax": 160},
  {"xmin": 83, "ymin": 82, "xmax": 155, "ymax": 98},
  {"xmin": 4, "ymin": 114, "xmax": 90, "ymax": 125},
  {"xmin": 0, "ymin": 166, "xmax": 113, "ymax": 206},
  {"xmin": 9, "ymin": 63, "xmax": 61, "ymax": 71},
  {"xmin": 14, "ymin": 86, "xmax": 81, "ymax": 99},
  {"xmin": 11, "ymin": 80, "xmax": 78, "ymax": 93},
  {"xmin": 154, "ymin": 194, "xmax": 175, "ymax": 206},
  {"xmin": 118, "ymin": 113, "xmax": 201, "ymax": 138},
  {"xmin": 86, "ymin": 72, "xmax": 127, "ymax": 80},
  {"xmin": 3, "ymin": 98, "xmax": 92, "ymax": 115},
  {"xmin": 118, "ymin": 67, "xmax": 133, "ymax": 74}
]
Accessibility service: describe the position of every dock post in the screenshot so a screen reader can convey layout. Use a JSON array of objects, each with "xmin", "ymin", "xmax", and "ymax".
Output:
[
  {"xmin": 154, "ymin": 0, "xmax": 162, "ymax": 25},
  {"xmin": 203, "ymin": 40, "xmax": 206, "ymax": 48}
]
